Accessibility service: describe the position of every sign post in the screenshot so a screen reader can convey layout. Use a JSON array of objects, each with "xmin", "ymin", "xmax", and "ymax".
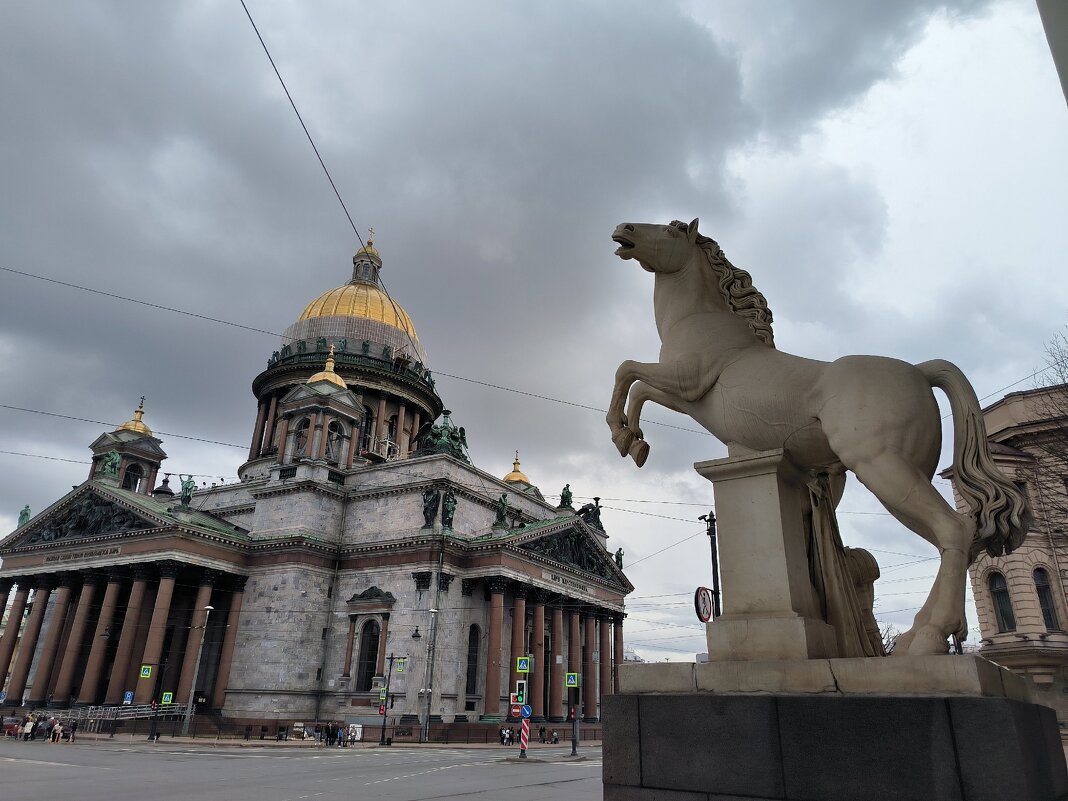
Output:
[
  {"xmin": 566, "ymin": 672, "xmax": 580, "ymax": 756},
  {"xmin": 519, "ymin": 704, "xmax": 532, "ymax": 758},
  {"xmin": 379, "ymin": 654, "xmax": 406, "ymax": 746}
]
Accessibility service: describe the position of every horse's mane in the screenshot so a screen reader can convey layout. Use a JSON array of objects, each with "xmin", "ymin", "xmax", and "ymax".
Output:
[{"xmin": 673, "ymin": 222, "xmax": 775, "ymax": 347}]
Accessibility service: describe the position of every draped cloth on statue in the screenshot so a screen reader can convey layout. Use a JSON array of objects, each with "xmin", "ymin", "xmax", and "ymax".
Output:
[{"xmin": 807, "ymin": 474, "xmax": 886, "ymax": 658}]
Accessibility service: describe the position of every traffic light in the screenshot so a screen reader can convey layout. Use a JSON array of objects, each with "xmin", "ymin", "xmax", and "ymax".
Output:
[{"xmin": 515, "ymin": 680, "xmax": 527, "ymax": 704}]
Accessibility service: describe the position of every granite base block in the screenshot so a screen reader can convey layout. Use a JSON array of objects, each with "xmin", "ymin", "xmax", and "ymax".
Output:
[{"xmin": 602, "ymin": 693, "xmax": 1068, "ymax": 801}]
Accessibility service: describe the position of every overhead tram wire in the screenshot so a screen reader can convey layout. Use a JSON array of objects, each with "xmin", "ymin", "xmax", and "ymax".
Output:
[
  {"xmin": 236, "ymin": 0, "xmax": 429, "ymax": 374},
  {"xmin": 0, "ymin": 403, "xmax": 246, "ymax": 449},
  {"xmin": 0, "ymin": 263, "xmax": 704, "ymax": 436},
  {"xmin": 1, "ymin": 260, "xmax": 1049, "ymax": 442}
]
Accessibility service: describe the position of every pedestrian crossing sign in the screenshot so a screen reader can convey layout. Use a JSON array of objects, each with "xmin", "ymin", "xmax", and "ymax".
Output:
[
  {"xmin": 139, "ymin": 665, "xmax": 152, "ymax": 679},
  {"xmin": 161, "ymin": 692, "xmax": 174, "ymax": 705},
  {"xmin": 565, "ymin": 672, "xmax": 579, "ymax": 687},
  {"xmin": 516, "ymin": 656, "xmax": 530, "ymax": 673},
  {"xmin": 379, "ymin": 688, "xmax": 387, "ymax": 701}
]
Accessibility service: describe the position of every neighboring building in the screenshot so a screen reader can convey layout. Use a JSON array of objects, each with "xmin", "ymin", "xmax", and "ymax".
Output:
[
  {"xmin": 944, "ymin": 384, "xmax": 1068, "ymax": 719},
  {"xmin": 0, "ymin": 240, "xmax": 631, "ymax": 728}
]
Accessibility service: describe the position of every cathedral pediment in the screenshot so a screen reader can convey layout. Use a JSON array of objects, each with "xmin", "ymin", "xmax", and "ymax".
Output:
[
  {"xmin": 89, "ymin": 431, "xmax": 167, "ymax": 459},
  {"xmin": 2, "ymin": 486, "xmax": 161, "ymax": 549},
  {"xmin": 281, "ymin": 383, "xmax": 361, "ymax": 409},
  {"xmin": 515, "ymin": 521, "xmax": 632, "ymax": 590}
]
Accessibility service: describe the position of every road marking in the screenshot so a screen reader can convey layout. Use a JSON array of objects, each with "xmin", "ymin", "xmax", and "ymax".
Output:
[{"xmin": 0, "ymin": 756, "xmax": 111, "ymax": 769}]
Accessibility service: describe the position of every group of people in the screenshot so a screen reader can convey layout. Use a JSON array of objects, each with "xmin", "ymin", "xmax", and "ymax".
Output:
[
  {"xmin": 315, "ymin": 722, "xmax": 353, "ymax": 746},
  {"xmin": 15, "ymin": 714, "xmax": 77, "ymax": 743},
  {"xmin": 499, "ymin": 725, "xmax": 559, "ymax": 746}
]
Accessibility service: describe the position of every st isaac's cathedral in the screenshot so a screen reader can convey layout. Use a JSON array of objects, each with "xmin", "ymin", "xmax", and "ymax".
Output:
[{"xmin": 0, "ymin": 240, "xmax": 632, "ymax": 732}]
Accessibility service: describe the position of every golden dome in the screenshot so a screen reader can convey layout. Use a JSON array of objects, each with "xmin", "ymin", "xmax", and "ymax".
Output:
[
  {"xmin": 307, "ymin": 347, "xmax": 348, "ymax": 389},
  {"xmin": 116, "ymin": 400, "xmax": 152, "ymax": 436},
  {"xmin": 297, "ymin": 282, "xmax": 419, "ymax": 340},
  {"xmin": 503, "ymin": 451, "xmax": 530, "ymax": 484}
]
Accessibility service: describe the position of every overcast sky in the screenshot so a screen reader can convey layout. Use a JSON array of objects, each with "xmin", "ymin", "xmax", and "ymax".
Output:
[{"xmin": 1, "ymin": 0, "xmax": 1065, "ymax": 660}]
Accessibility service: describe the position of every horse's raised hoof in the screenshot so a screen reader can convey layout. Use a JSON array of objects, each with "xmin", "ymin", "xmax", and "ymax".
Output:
[
  {"xmin": 629, "ymin": 439, "xmax": 650, "ymax": 467},
  {"xmin": 902, "ymin": 626, "xmax": 950, "ymax": 656},
  {"xmin": 613, "ymin": 430, "xmax": 635, "ymax": 457}
]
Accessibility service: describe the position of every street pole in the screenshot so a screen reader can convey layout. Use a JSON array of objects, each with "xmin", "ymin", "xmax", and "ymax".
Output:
[
  {"xmin": 378, "ymin": 653, "xmax": 402, "ymax": 746},
  {"xmin": 700, "ymin": 511, "xmax": 722, "ymax": 618},
  {"xmin": 148, "ymin": 656, "xmax": 167, "ymax": 742},
  {"xmin": 182, "ymin": 605, "xmax": 213, "ymax": 736},
  {"xmin": 570, "ymin": 682, "xmax": 581, "ymax": 757},
  {"xmin": 422, "ymin": 608, "xmax": 439, "ymax": 743}
]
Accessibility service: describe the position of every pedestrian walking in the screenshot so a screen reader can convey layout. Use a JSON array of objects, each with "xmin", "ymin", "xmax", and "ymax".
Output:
[
  {"xmin": 539, "ymin": 725, "xmax": 546, "ymax": 743},
  {"xmin": 22, "ymin": 717, "xmax": 33, "ymax": 741},
  {"xmin": 68, "ymin": 720, "xmax": 78, "ymax": 743}
]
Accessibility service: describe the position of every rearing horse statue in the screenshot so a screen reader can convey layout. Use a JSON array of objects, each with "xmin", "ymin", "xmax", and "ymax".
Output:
[{"xmin": 607, "ymin": 218, "xmax": 1031, "ymax": 656}]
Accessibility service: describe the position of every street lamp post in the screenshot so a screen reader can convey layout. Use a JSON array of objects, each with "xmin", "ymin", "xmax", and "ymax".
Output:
[
  {"xmin": 422, "ymin": 608, "xmax": 439, "ymax": 743},
  {"xmin": 181, "ymin": 605, "xmax": 213, "ymax": 736}
]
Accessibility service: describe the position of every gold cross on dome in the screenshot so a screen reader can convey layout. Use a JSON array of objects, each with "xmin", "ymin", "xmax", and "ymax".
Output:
[{"xmin": 367, "ymin": 227, "xmax": 375, "ymax": 243}]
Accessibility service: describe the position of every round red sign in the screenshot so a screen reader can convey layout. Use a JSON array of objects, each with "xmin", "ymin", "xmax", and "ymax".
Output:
[{"xmin": 695, "ymin": 586, "xmax": 714, "ymax": 622}]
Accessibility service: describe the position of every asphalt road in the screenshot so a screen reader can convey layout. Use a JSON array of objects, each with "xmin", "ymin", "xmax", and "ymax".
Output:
[{"xmin": 0, "ymin": 739, "xmax": 603, "ymax": 801}]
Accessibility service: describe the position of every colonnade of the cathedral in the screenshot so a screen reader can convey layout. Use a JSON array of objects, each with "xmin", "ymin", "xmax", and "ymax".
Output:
[
  {"xmin": 482, "ymin": 578, "xmax": 624, "ymax": 722},
  {"xmin": 0, "ymin": 565, "xmax": 245, "ymax": 710},
  {"xmin": 248, "ymin": 389, "xmax": 423, "ymax": 465}
]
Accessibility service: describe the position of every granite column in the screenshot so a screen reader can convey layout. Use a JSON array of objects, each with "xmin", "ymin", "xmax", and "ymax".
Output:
[
  {"xmin": 27, "ymin": 573, "xmax": 74, "ymax": 705},
  {"xmin": 78, "ymin": 573, "xmax": 124, "ymax": 703},
  {"xmin": 7, "ymin": 577, "xmax": 53, "ymax": 702},
  {"xmin": 106, "ymin": 567, "xmax": 149, "ymax": 703}
]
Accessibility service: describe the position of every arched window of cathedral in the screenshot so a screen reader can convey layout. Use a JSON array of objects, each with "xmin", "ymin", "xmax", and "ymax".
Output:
[
  {"xmin": 355, "ymin": 619, "xmax": 381, "ymax": 692},
  {"xmin": 326, "ymin": 420, "xmax": 345, "ymax": 463},
  {"xmin": 387, "ymin": 415, "xmax": 398, "ymax": 446},
  {"xmin": 1034, "ymin": 568, "xmax": 1061, "ymax": 631},
  {"xmin": 121, "ymin": 463, "xmax": 143, "ymax": 492},
  {"xmin": 293, "ymin": 417, "xmax": 311, "ymax": 457},
  {"xmin": 359, "ymin": 407, "xmax": 374, "ymax": 453},
  {"xmin": 989, "ymin": 571, "xmax": 1016, "ymax": 632},
  {"xmin": 465, "ymin": 625, "xmax": 481, "ymax": 696}
]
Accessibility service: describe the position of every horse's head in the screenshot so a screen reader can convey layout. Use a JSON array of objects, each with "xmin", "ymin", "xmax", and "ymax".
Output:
[{"xmin": 612, "ymin": 218, "xmax": 700, "ymax": 274}]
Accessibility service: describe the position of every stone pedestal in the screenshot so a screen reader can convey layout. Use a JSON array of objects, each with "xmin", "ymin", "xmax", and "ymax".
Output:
[
  {"xmin": 694, "ymin": 448, "xmax": 837, "ymax": 661},
  {"xmin": 603, "ymin": 658, "xmax": 1068, "ymax": 801}
]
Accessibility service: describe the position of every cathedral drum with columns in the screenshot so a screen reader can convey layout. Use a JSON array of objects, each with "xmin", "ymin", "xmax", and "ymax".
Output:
[{"xmin": 0, "ymin": 239, "xmax": 631, "ymax": 732}]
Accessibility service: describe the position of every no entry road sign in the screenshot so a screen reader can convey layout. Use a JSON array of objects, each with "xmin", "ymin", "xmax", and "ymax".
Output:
[{"xmin": 510, "ymin": 704, "xmax": 522, "ymax": 718}]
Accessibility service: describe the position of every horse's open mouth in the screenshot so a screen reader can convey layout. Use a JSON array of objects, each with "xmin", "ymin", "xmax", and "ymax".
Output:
[{"xmin": 612, "ymin": 235, "xmax": 635, "ymax": 256}]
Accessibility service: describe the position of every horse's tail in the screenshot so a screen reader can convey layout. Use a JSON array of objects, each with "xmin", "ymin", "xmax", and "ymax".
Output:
[{"xmin": 919, "ymin": 359, "xmax": 1031, "ymax": 557}]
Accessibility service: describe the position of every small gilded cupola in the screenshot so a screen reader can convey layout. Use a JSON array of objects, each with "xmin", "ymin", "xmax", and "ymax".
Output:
[
  {"xmin": 502, "ymin": 450, "xmax": 544, "ymax": 501},
  {"xmin": 88, "ymin": 398, "xmax": 167, "ymax": 495}
]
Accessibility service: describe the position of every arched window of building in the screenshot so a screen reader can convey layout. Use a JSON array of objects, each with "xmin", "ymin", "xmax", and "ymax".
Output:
[
  {"xmin": 1034, "ymin": 568, "xmax": 1061, "ymax": 631},
  {"xmin": 465, "ymin": 625, "xmax": 481, "ymax": 696},
  {"xmin": 293, "ymin": 417, "xmax": 311, "ymax": 457},
  {"xmin": 989, "ymin": 571, "xmax": 1016, "ymax": 632},
  {"xmin": 387, "ymin": 415, "xmax": 398, "ymax": 445},
  {"xmin": 355, "ymin": 620, "xmax": 381, "ymax": 692},
  {"xmin": 325, "ymin": 420, "xmax": 345, "ymax": 463},
  {"xmin": 359, "ymin": 407, "xmax": 374, "ymax": 453},
  {"xmin": 121, "ymin": 463, "xmax": 143, "ymax": 492}
]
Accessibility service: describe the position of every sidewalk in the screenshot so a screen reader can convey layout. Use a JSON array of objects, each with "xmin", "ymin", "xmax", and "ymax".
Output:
[{"xmin": 46, "ymin": 731, "xmax": 600, "ymax": 750}]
